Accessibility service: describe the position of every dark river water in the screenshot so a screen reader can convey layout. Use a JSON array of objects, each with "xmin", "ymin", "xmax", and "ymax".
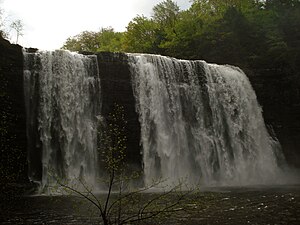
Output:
[{"xmin": 1, "ymin": 185, "xmax": 299, "ymax": 225}]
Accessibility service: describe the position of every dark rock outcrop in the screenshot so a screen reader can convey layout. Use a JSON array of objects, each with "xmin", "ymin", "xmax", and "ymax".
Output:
[
  {"xmin": 249, "ymin": 69, "xmax": 300, "ymax": 168},
  {"xmin": 0, "ymin": 36, "xmax": 28, "ymax": 184},
  {"xmin": 96, "ymin": 52, "xmax": 142, "ymax": 170}
]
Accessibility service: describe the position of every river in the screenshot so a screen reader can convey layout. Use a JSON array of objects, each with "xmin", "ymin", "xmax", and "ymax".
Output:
[{"xmin": 1, "ymin": 185, "xmax": 299, "ymax": 225}]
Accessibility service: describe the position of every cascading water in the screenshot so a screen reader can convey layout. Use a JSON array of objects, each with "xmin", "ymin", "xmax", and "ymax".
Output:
[
  {"xmin": 128, "ymin": 54, "xmax": 285, "ymax": 186},
  {"xmin": 23, "ymin": 50, "xmax": 101, "ymax": 191},
  {"xmin": 23, "ymin": 50, "xmax": 287, "ymax": 190}
]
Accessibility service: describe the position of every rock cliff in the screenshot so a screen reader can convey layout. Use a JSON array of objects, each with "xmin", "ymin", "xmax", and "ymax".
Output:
[
  {"xmin": 249, "ymin": 69, "xmax": 300, "ymax": 168},
  {"xmin": 0, "ymin": 37, "xmax": 28, "ymax": 184},
  {"xmin": 95, "ymin": 52, "xmax": 142, "ymax": 170},
  {"xmin": 0, "ymin": 37, "xmax": 299, "ymax": 186}
]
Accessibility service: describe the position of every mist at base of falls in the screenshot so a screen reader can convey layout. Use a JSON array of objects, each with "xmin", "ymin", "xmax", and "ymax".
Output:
[{"xmin": 23, "ymin": 50, "xmax": 293, "ymax": 192}]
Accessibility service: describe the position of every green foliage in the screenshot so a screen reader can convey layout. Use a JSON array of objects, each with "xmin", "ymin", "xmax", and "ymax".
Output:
[
  {"xmin": 152, "ymin": 0, "xmax": 180, "ymax": 26},
  {"xmin": 123, "ymin": 15, "xmax": 160, "ymax": 53},
  {"xmin": 96, "ymin": 28, "xmax": 124, "ymax": 52},
  {"xmin": 61, "ymin": 0, "xmax": 300, "ymax": 81},
  {"xmin": 98, "ymin": 103, "xmax": 127, "ymax": 176},
  {"xmin": 62, "ymin": 27, "xmax": 124, "ymax": 52}
]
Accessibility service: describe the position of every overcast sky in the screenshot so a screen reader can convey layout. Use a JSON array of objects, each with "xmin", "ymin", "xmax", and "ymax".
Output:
[{"xmin": 2, "ymin": 0, "xmax": 191, "ymax": 50}]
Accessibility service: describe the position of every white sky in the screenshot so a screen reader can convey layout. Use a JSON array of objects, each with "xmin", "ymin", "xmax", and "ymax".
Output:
[{"xmin": 2, "ymin": 0, "xmax": 191, "ymax": 50}]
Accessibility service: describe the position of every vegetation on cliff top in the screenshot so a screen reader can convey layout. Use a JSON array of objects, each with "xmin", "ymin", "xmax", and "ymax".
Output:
[{"xmin": 62, "ymin": 0, "xmax": 300, "ymax": 79}]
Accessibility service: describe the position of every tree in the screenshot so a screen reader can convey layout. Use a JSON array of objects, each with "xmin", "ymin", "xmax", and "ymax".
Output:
[
  {"xmin": 62, "ymin": 31, "xmax": 101, "ymax": 52},
  {"xmin": 96, "ymin": 27, "xmax": 124, "ymax": 52},
  {"xmin": 10, "ymin": 19, "xmax": 23, "ymax": 44},
  {"xmin": 158, "ymin": 9, "xmax": 203, "ymax": 59},
  {"xmin": 52, "ymin": 104, "xmax": 191, "ymax": 225},
  {"xmin": 0, "ymin": 1, "xmax": 25, "ymax": 42},
  {"xmin": 152, "ymin": 0, "xmax": 180, "ymax": 27},
  {"xmin": 62, "ymin": 28, "xmax": 124, "ymax": 52},
  {"xmin": 123, "ymin": 15, "xmax": 160, "ymax": 53}
]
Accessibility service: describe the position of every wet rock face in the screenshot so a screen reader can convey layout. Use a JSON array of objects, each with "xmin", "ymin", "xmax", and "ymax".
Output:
[
  {"xmin": 249, "ymin": 70, "xmax": 300, "ymax": 168},
  {"xmin": 0, "ymin": 36, "xmax": 28, "ymax": 183},
  {"xmin": 96, "ymin": 52, "xmax": 142, "ymax": 170}
]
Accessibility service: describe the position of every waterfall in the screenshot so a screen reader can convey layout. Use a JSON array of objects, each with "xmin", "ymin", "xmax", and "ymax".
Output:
[
  {"xmin": 23, "ymin": 50, "xmax": 101, "ymax": 191},
  {"xmin": 128, "ymin": 54, "xmax": 285, "ymax": 186},
  {"xmin": 23, "ymin": 50, "xmax": 287, "ymax": 190}
]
